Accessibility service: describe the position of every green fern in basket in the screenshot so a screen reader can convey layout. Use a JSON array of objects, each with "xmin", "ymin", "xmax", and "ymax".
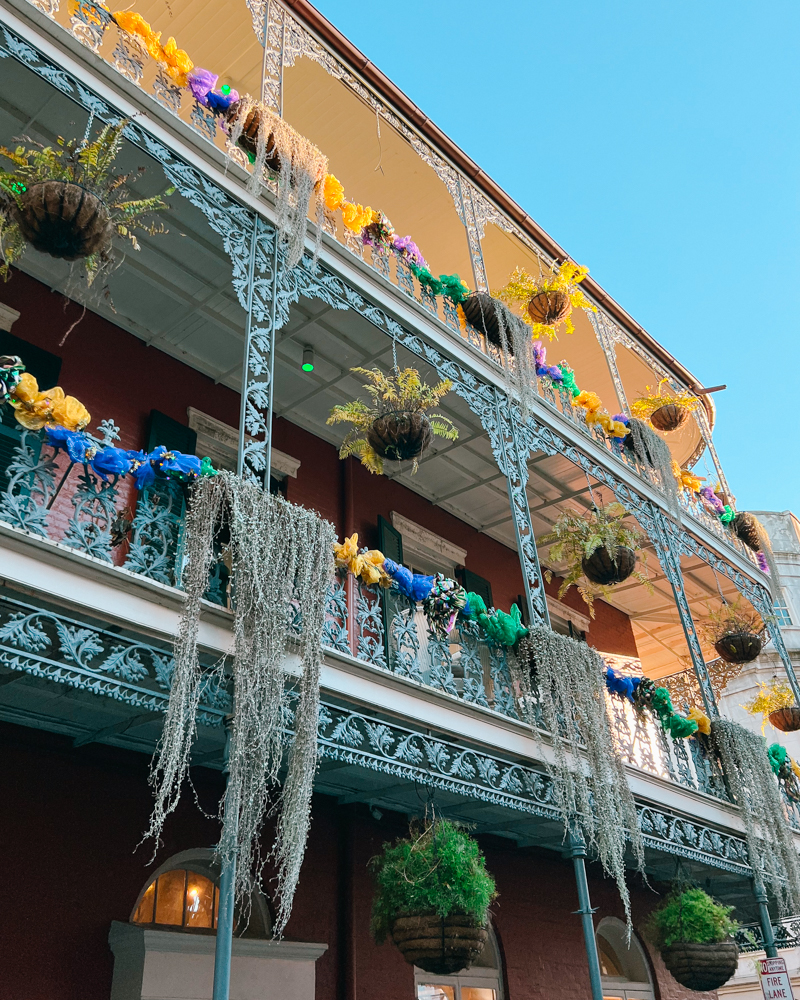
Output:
[
  {"xmin": 0, "ymin": 120, "xmax": 171, "ymax": 282},
  {"xmin": 327, "ymin": 366, "xmax": 458, "ymax": 475},
  {"xmin": 537, "ymin": 501, "xmax": 653, "ymax": 615}
]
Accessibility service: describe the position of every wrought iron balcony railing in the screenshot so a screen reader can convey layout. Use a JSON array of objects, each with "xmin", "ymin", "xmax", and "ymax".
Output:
[{"xmin": 0, "ymin": 421, "xmax": 742, "ymax": 810}]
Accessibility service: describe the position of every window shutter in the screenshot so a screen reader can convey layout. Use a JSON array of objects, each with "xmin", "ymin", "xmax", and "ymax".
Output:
[
  {"xmin": 146, "ymin": 410, "xmax": 198, "ymax": 455},
  {"xmin": 378, "ymin": 514, "xmax": 403, "ymax": 565},
  {"xmin": 458, "ymin": 568, "xmax": 493, "ymax": 609}
]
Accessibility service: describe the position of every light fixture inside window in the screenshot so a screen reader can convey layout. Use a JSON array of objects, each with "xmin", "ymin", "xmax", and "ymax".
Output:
[{"xmin": 301, "ymin": 346, "xmax": 315, "ymax": 372}]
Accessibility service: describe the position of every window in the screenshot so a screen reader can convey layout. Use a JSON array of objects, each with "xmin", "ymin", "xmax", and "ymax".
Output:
[
  {"xmin": 133, "ymin": 869, "xmax": 220, "ymax": 931},
  {"xmin": 596, "ymin": 917, "xmax": 654, "ymax": 1000},
  {"xmin": 415, "ymin": 925, "xmax": 503, "ymax": 1000},
  {"xmin": 774, "ymin": 595, "xmax": 793, "ymax": 628},
  {"xmin": 129, "ymin": 849, "xmax": 271, "ymax": 938}
]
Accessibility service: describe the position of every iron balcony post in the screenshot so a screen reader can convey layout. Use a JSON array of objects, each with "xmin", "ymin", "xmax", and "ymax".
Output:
[
  {"xmin": 212, "ymin": 718, "xmax": 238, "ymax": 1000},
  {"xmin": 566, "ymin": 832, "xmax": 605, "ymax": 1000}
]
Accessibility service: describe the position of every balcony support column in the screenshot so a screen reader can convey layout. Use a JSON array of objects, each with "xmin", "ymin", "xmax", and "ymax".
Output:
[
  {"xmin": 494, "ymin": 390, "xmax": 550, "ymax": 627},
  {"xmin": 652, "ymin": 510, "xmax": 719, "ymax": 718},
  {"xmin": 455, "ymin": 175, "xmax": 489, "ymax": 293},
  {"xmin": 566, "ymin": 833, "xmax": 605, "ymax": 1000},
  {"xmin": 588, "ymin": 310, "xmax": 630, "ymax": 415},
  {"xmin": 762, "ymin": 604, "xmax": 800, "ymax": 705},
  {"xmin": 212, "ymin": 719, "xmax": 238, "ymax": 1000},
  {"xmin": 753, "ymin": 878, "xmax": 779, "ymax": 959}
]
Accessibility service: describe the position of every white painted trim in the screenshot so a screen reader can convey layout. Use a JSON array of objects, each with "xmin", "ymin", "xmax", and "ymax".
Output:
[
  {"xmin": 546, "ymin": 595, "xmax": 591, "ymax": 633},
  {"xmin": 390, "ymin": 511, "xmax": 467, "ymax": 567},
  {"xmin": 187, "ymin": 408, "xmax": 300, "ymax": 478},
  {"xmin": 109, "ymin": 923, "xmax": 327, "ymax": 961},
  {"xmin": 0, "ymin": 301, "xmax": 20, "ymax": 332}
]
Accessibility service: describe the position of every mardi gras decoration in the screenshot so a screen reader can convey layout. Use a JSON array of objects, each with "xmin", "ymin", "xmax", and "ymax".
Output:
[
  {"xmin": 494, "ymin": 260, "xmax": 595, "ymax": 339},
  {"xmin": 630, "ymin": 378, "xmax": 700, "ymax": 432}
]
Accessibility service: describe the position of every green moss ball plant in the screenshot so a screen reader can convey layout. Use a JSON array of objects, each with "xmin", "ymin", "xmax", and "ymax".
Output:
[{"xmin": 370, "ymin": 819, "xmax": 497, "ymax": 975}]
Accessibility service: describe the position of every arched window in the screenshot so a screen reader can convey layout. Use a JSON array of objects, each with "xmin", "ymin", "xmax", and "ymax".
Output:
[
  {"xmin": 596, "ymin": 917, "xmax": 655, "ymax": 1000},
  {"xmin": 129, "ymin": 849, "xmax": 271, "ymax": 938},
  {"xmin": 415, "ymin": 924, "xmax": 504, "ymax": 1000}
]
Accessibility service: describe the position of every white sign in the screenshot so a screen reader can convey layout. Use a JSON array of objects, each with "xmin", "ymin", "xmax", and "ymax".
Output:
[{"xmin": 758, "ymin": 958, "xmax": 795, "ymax": 1000}]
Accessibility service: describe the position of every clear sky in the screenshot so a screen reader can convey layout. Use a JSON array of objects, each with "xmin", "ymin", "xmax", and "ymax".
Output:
[{"xmin": 312, "ymin": 0, "xmax": 799, "ymax": 513}]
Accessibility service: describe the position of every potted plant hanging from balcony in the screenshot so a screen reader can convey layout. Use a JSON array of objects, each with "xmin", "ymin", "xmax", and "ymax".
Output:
[
  {"xmin": 370, "ymin": 818, "xmax": 496, "ymax": 975},
  {"xmin": 536, "ymin": 501, "xmax": 653, "ymax": 616},
  {"xmin": 493, "ymin": 260, "xmax": 595, "ymax": 340},
  {"xmin": 0, "ymin": 121, "xmax": 169, "ymax": 285},
  {"xmin": 745, "ymin": 678, "xmax": 800, "ymax": 733},
  {"xmin": 630, "ymin": 378, "xmax": 700, "ymax": 432},
  {"xmin": 699, "ymin": 597, "xmax": 769, "ymax": 665},
  {"xmin": 327, "ymin": 366, "xmax": 458, "ymax": 475},
  {"xmin": 645, "ymin": 886, "xmax": 738, "ymax": 991}
]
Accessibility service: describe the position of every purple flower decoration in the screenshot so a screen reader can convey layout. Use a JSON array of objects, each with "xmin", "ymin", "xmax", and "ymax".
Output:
[
  {"xmin": 391, "ymin": 235, "xmax": 428, "ymax": 269},
  {"xmin": 547, "ymin": 365, "xmax": 563, "ymax": 381},
  {"xmin": 757, "ymin": 552, "xmax": 769, "ymax": 573},
  {"xmin": 611, "ymin": 413, "xmax": 630, "ymax": 426},
  {"xmin": 532, "ymin": 340, "xmax": 547, "ymax": 367},
  {"xmin": 187, "ymin": 68, "xmax": 218, "ymax": 105},
  {"xmin": 699, "ymin": 487, "xmax": 725, "ymax": 515}
]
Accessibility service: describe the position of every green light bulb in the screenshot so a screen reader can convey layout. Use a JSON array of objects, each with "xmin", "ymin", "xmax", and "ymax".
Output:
[
  {"xmin": 220, "ymin": 84, "xmax": 231, "ymax": 95},
  {"xmin": 302, "ymin": 362, "xmax": 314, "ymax": 372}
]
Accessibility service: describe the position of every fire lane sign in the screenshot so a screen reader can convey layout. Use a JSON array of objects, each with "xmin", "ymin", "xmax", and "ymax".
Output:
[{"xmin": 758, "ymin": 958, "xmax": 796, "ymax": 1000}]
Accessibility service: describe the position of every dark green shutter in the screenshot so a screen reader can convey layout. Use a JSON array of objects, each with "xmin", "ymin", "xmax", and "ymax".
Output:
[
  {"xmin": 378, "ymin": 516, "xmax": 403, "ymax": 666},
  {"xmin": 458, "ymin": 568, "xmax": 493, "ymax": 609},
  {"xmin": 0, "ymin": 334, "xmax": 59, "ymax": 491},
  {"xmin": 146, "ymin": 410, "xmax": 198, "ymax": 455}
]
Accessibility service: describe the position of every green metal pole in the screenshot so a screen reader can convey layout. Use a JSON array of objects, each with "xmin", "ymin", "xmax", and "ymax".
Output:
[
  {"xmin": 567, "ymin": 832, "xmax": 604, "ymax": 1000},
  {"xmin": 753, "ymin": 879, "xmax": 779, "ymax": 959},
  {"xmin": 212, "ymin": 720, "xmax": 238, "ymax": 1000}
]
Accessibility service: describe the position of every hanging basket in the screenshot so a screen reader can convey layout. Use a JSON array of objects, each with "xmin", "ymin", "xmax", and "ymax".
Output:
[
  {"xmin": 12, "ymin": 181, "xmax": 112, "ymax": 261},
  {"xmin": 527, "ymin": 288, "xmax": 572, "ymax": 328},
  {"xmin": 461, "ymin": 292, "xmax": 513, "ymax": 354},
  {"xmin": 224, "ymin": 100, "xmax": 281, "ymax": 170},
  {"xmin": 367, "ymin": 411, "xmax": 432, "ymax": 463},
  {"xmin": 390, "ymin": 910, "xmax": 488, "ymax": 975},
  {"xmin": 660, "ymin": 940, "xmax": 739, "ymax": 992},
  {"xmin": 732, "ymin": 512, "xmax": 761, "ymax": 552},
  {"xmin": 769, "ymin": 706, "xmax": 800, "ymax": 732},
  {"xmin": 713, "ymin": 631, "xmax": 763, "ymax": 664},
  {"xmin": 582, "ymin": 545, "xmax": 636, "ymax": 586},
  {"xmin": 650, "ymin": 403, "xmax": 689, "ymax": 432}
]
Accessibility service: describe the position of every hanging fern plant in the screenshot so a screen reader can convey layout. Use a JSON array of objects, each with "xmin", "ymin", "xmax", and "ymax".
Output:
[
  {"xmin": 327, "ymin": 366, "xmax": 458, "ymax": 475},
  {"xmin": 536, "ymin": 502, "xmax": 653, "ymax": 616},
  {"xmin": 0, "ymin": 121, "xmax": 170, "ymax": 288},
  {"xmin": 493, "ymin": 260, "xmax": 595, "ymax": 340}
]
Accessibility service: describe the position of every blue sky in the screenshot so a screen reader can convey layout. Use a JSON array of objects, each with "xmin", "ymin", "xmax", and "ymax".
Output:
[{"xmin": 313, "ymin": 0, "xmax": 799, "ymax": 513}]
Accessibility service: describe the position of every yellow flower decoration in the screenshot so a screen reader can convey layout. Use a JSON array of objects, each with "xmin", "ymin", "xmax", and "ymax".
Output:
[
  {"xmin": 333, "ymin": 533, "xmax": 361, "ymax": 574},
  {"xmin": 323, "ymin": 174, "xmax": 345, "ymax": 213},
  {"xmin": 341, "ymin": 201, "xmax": 372, "ymax": 233},
  {"xmin": 792, "ymin": 759, "xmax": 800, "ymax": 781},
  {"xmin": 686, "ymin": 707, "xmax": 711, "ymax": 735},
  {"xmin": 52, "ymin": 395, "xmax": 91, "ymax": 432},
  {"xmin": 114, "ymin": 11, "xmax": 163, "ymax": 60},
  {"xmin": 11, "ymin": 374, "xmax": 66, "ymax": 430},
  {"xmin": 333, "ymin": 534, "xmax": 390, "ymax": 586},
  {"xmin": 574, "ymin": 390, "xmax": 601, "ymax": 412},
  {"xmin": 160, "ymin": 36, "xmax": 193, "ymax": 86}
]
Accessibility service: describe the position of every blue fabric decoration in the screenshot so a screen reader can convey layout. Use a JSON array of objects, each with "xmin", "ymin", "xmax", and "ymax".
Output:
[
  {"xmin": 90, "ymin": 446, "xmax": 132, "ymax": 481},
  {"xmin": 160, "ymin": 450, "xmax": 202, "ymax": 480},
  {"xmin": 383, "ymin": 558, "xmax": 434, "ymax": 601},
  {"xmin": 604, "ymin": 667, "xmax": 641, "ymax": 703},
  {"xmin": 45, "ymin": 425, "xmax": 89, "ymax": 464},
  {"xmin": 127, "ymin": 449, "xmax": 156, "ymax": 491}
]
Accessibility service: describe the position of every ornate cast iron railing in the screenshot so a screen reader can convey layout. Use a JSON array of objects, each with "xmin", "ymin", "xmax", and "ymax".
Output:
[{"xmin": 0, "ymin": 422, "xmax": 758, "ymax": 808}]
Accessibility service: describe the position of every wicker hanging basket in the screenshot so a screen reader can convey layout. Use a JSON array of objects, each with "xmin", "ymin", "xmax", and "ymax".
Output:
[
  {"xmin": 732, "ymin": 512, "xmax": 762, "ymax": 552},
  {"xmin": 660, "ymin": 940, "xmax": 738, "ymax": 992},
  {"xmin": 713, "ymin": 631, "xmax": 763, "ymax": 664},
  {"xmin": 12, "ymin": 181, "xmax": 112, "ymax": 261},
  {"xmin": 527, "ymin": 288, "xmax": 572, "ymax": 327},
  {"xmin": 390, "ymin": 910, "xmax": 488, "ymax": 975},
  {"xmin": 461, "ymin": 292, "xmax": 514, "ymax": 354},
  {"xmin": 582, "ymin": 545, "xmax": 636, "ymax": 586},
  {"xmin": 224, "ymin": 100, "xmax": 281, "ymax": 170},
  {"xmin": 367, "ymin": 411, "xmax": 432, "ymax": 463},
  {"xmin": 769, "ymin": 706, "xmax": 800, "ymax": 732},
  {"xmin": 650, "ymin": 403, "xmax": 689, "ymax": 432}
]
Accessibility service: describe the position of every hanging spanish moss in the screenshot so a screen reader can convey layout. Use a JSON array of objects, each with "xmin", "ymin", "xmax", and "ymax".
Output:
[
  {"xmin": 145, "ymin": 472, "xmax": 335, "ymax": 935},
  {"xmin": 473, "ymin": 295, "xmax": 538, "ymax": 418},
  {"xmin": 512, "ymin": 627, "xmax": 645, "ymax": 928},
  {"xmin": 226, "ymin": 97, "xmax": 328, "ymax": 269},
  {"xmin": 626, "ymin": 417, "xmax": 680, "ymax": 520},
  {"xmin": 710, "ymin": 718, "xmax": 800, "ymax": 917}
]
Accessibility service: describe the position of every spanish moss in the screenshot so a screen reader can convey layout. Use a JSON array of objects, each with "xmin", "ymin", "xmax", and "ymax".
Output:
[{"xmin": 145, "ymin": 471, "xmax": 335, "ymax": 935}]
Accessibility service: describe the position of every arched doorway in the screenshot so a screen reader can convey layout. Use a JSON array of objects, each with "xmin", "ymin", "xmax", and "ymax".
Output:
[{"xmin": 596, "ymin": 917, "xmax": 655, "ymax": 1000}]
